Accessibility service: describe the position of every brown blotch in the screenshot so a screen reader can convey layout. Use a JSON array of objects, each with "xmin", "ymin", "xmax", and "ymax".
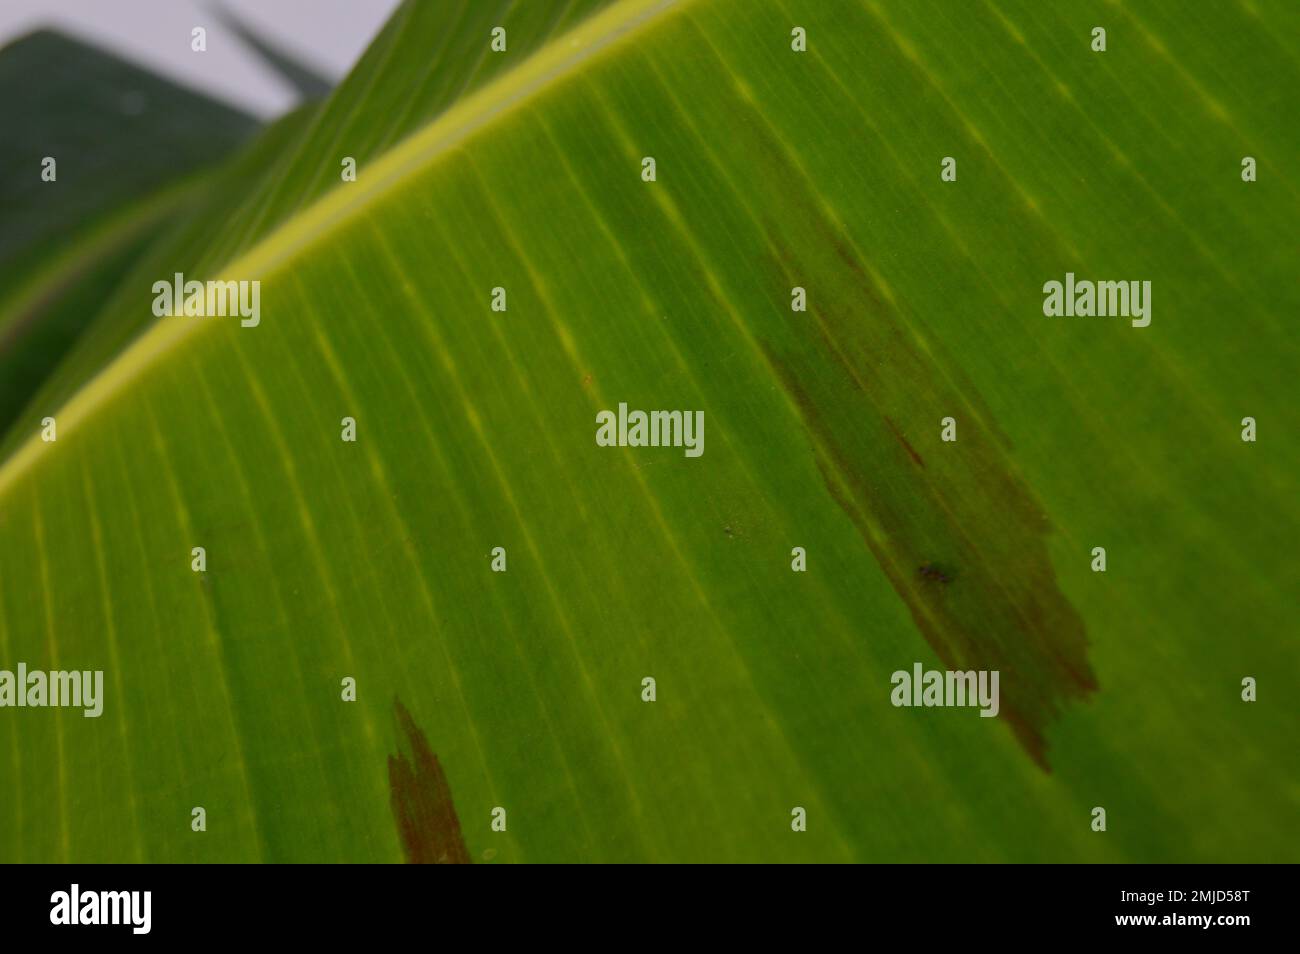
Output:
[
  {"xmin": 781, "ymin": 362, "xmax": 1096, "ymax": 768},
  {"xmin": 388, "ymin": 699, "xmax": 472, "ymax": 863},
  {"xmin": 733, "ymin": 112, "xmax": 1095, "ymax": 768}
]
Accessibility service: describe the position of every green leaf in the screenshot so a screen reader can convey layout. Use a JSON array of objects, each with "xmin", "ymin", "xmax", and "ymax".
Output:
[
  {"xmin": 0, "ymin": 29, "xmax": 260, "ymax": 438},
  {"xmin": 0, "ymin": 0, "xmax": 1296, "ymax": 863},
  {"xmin": 0, "ymin": 30, "xmax": 259, "ymax": 267},
  {"xmin": 0, "ymin": 105, "xmax": 319, "ymax": 460}
]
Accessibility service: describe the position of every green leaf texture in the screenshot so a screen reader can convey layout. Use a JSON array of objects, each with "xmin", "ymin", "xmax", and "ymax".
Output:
[{"xmin": 0, "ymin": 0, "xmax": 1296, "ymax": 862}]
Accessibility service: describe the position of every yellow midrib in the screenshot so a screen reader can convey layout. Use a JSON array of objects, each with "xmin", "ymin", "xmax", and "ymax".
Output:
[{"xmin": 0, "ymin": 0, "xmax": 689, "ymax": 499}]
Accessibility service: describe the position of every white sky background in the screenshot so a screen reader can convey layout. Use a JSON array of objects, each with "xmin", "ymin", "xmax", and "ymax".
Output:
[{"xmin": 0, "ymin": 0, "xmax": 405, "ymax": 118}]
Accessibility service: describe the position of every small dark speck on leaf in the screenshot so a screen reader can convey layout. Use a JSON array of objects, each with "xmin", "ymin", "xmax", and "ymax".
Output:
[{"xmin": 919, "ymin": 562, "xmax": 954, "ymax": 585}]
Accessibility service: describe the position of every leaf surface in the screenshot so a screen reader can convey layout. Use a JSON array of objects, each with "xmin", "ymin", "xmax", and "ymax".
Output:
[{"xmin": 0, "ymin": 0, "xmax": 1296, "ymax": 862}]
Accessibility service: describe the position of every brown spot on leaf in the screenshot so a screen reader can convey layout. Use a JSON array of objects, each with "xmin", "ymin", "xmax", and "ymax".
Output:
[
  {"xmin": 783, "ymin": 364, "xmax": 1095, "ymax": 768},
  {"xmin": 733, "ymin": 110, "xmax": 1095, "ymax": 768},
  {"xmin": 388, "ymin": 699, "xmax": 472, "ymax": 863}
]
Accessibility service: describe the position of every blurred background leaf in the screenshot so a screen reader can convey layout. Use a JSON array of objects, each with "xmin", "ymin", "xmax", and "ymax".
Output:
[{"xmin": 0, "ymin": 29, "xmax": 265, "ymax": 437}]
